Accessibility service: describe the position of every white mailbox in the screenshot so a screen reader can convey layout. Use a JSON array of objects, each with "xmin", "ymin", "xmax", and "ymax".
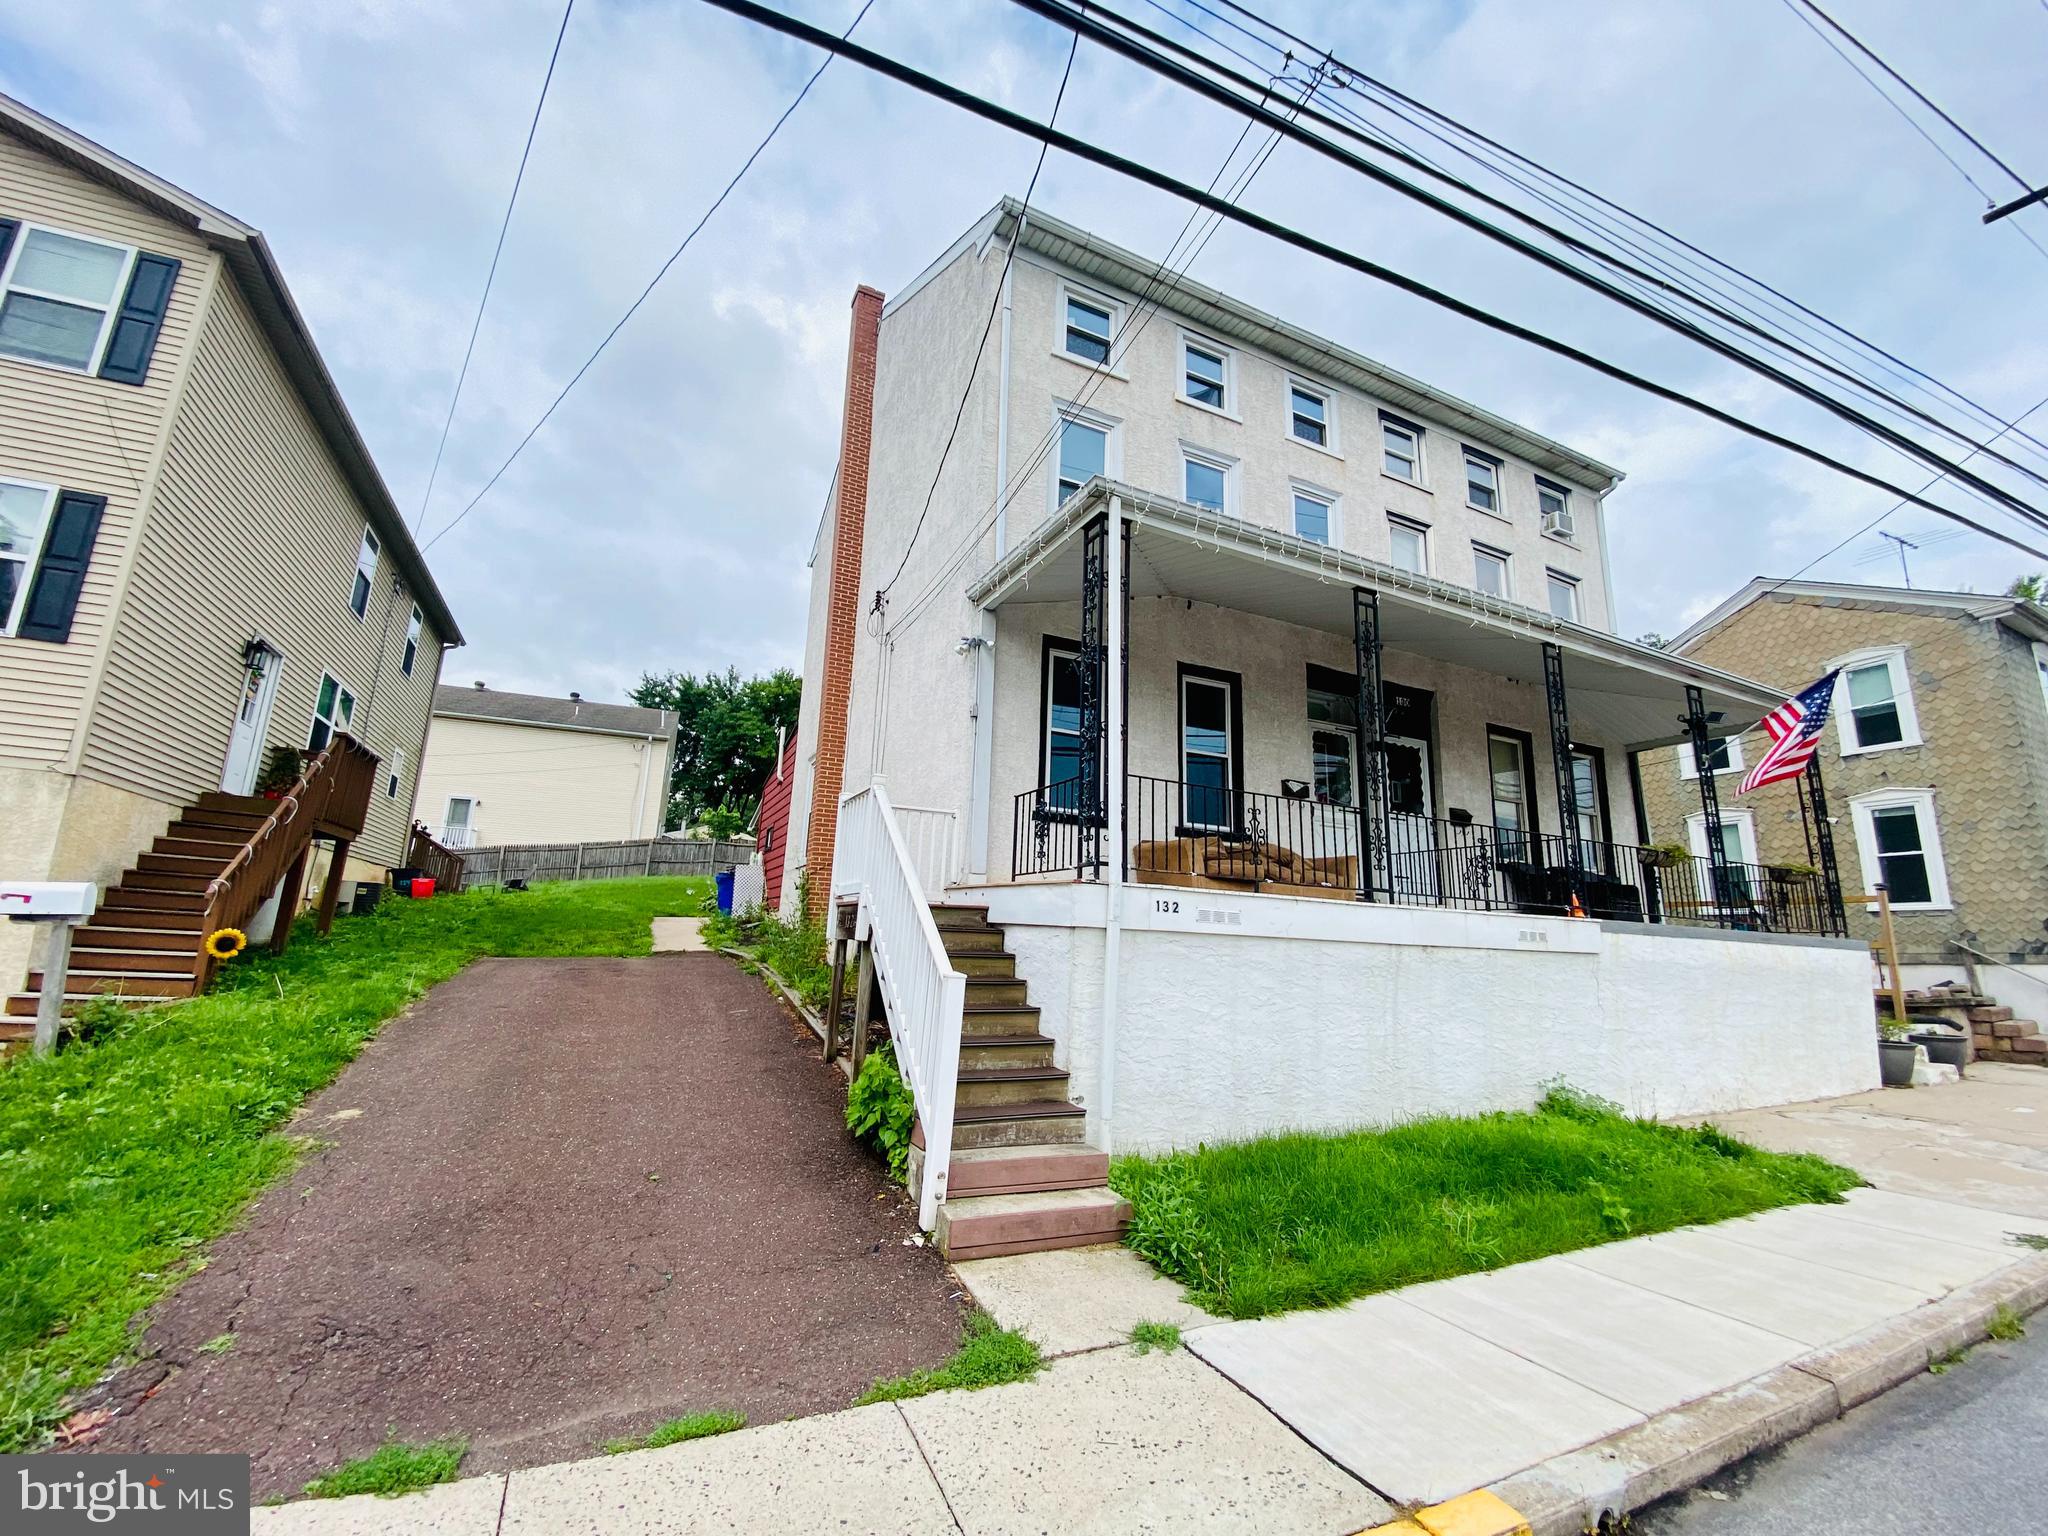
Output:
[{"xmin": 0, "ymin": 881, "xmax": 98, "ymax": 921}]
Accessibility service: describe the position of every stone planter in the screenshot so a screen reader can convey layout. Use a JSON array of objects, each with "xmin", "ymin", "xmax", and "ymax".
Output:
[
  {"xmin": 1909, "ymin": 1030, "xmax": 1968, "ymax": 1070},
  {"xmin": 1878, "ymin": 1037, "xmax": 1917, "ymax": 1088}
]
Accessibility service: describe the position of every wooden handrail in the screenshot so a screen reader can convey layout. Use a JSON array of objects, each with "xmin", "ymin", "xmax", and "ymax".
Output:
[
  {"xmin": 406, "ymin": 822, "xmax": 468, "ymax": 893},
  {"xmin": 194, "ymin": 733, "xmax": 379, "ymax": 987}
]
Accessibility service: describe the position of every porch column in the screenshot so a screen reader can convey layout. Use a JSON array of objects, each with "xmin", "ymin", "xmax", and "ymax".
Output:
[
  {"xmin": 1351, "ymin": 588, "xmax": 1388, "ymax": 902},
  {"xmin": 1078, "ymin": 512, "xmax": 1110, "ymax": 879},
  {"xmin": 1684, "ymin": 684, "xmax": 1733, "ymax": 929},
  {"xmin": 1542, "ymin": 642, "xmax": 1584, "ymax": 881},
  {"xmin": 1804, "ymin": 755, "xmax": 1849, "ymax": 936},
  {"xmin": 1097, "ymin": 495, "xmax": 1128, "ymax": 1153}
]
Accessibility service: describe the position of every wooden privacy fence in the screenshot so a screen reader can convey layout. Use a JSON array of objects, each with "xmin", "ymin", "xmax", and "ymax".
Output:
[{"xmin": 458, "ymin": 838, "xmax": 756, "ymax": 889}]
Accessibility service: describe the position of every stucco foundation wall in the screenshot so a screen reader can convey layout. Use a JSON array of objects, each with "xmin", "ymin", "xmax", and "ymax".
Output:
[
  {"xmin": 967, "ymin": 885, "xmax": 1875, "ymax": 1151},
  {"xmin": 0, "ymin": 770, "xmax": 178, "ymax": 987}
]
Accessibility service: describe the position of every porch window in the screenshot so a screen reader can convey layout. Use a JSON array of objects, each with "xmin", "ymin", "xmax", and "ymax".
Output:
[
  {"xmin": 1041, "ymin": 642, "xmax": 1087, "ymax": 813},
  {"xmin": 1292, "ymin": 488, "xmax": 1333, "ymax": 545},
  {"xmin": 1387, "ymin": 516, "xmax": 1427, "ymax": 575},
  {"xmin": 1473, "ymin": 544, "xmax": 1510, "ymax": 599},
  {"xmin": 1546, "ymin": 571, "xmax": 1579, "ymax": 621},
  {"xmin": 402, "ymin": 605, "xmax": 424, "ymax": 675},
  {"xmin": 1488, "ymin": 730, "xmax": 1534, "ymax": 858},
  {"xmin": 1837, "ymin": 649, "xmax": 1917, "ymax": 753},
  {"xmin": 1679, "ymin": 735, "xmax": 1743, "ymax": 778},
  {"xmin": 1380, "ymin": 412, "xmax": 1421, "ymax": 481},
  {"xmin": 1180, "ymin": 670, "xmax": 1237, "ymax": 829},
  {"xmin": 1056, "ymin": 415, "xmax": 1108, "ymax": 505},
  {"xmin": 1289, "ymin": 382, "xmax": 1330, "ymax": 447},
  {"xmin": 350, "ymin": 528, "xmax": 379, "ymax": 618},
  {"xmin": 1569, "ymin": 749, "xmax": 1607, "ymax": 871},
  {"xmin": 1183, "ymin": 449, "xmax": 1229, "ymax": 512},
  {"xmin": 0, "ymin": 226, "xmax": 132, "ymax": 370},
  {"xmin": 1183, "ymin": 339, "xmax": 1228, "ymax": 410},
  {"xmin": 308, "ymin": 673, "xmax": 356, "ymax": 753},
  {"xmin": 1849, "ymin": 789, "xmax": 1949, "ymax": 909},
  {"xmin": 1064, "ymin": 295, "xmax": 1113, "ymax": 364},
  {"xmin": 1464, "ymin": 449, "xmax": 1501, "ymax": 514},
  {"xmin": 1688, "ymin": 812, "xmax": 1758, "ymax": 907},
  {"xmin": 0, "ymin": 478, "xmax": 56, "ymax": 635},
  {"xmin": 1311, "ymin": 729, "xmax": 1354, "ymax": 805}
]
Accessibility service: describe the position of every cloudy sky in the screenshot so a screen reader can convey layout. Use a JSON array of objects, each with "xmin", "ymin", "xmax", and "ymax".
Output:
[{"xmin": 3, "ymin": 0, "xmax": 2042, "ymax": 698}]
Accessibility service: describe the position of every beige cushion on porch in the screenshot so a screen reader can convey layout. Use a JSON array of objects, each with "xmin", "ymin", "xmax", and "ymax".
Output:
[{"xmin": 1301, "ymin": 854, "xmax": 1358, "ymax": 889}]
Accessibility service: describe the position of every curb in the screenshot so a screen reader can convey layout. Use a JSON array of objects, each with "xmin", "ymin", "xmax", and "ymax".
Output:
[{"xmin": 1469, "ymin": 1250, "xmax": 2048, "ymax": 1535}]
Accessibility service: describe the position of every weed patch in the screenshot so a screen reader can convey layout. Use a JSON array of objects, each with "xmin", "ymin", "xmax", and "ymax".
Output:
[
  {"xmin": 303, "ymin": 1438, "xmax": 467, "ymax": 1499},
  {"xmin": 1130, "ymin": 1321, "xmax": 1181, "ymax": 1354},
  {"xmin": 1989, "ymin": 1305, "xmax": 2027, "ymax": 1343},
  {"xmin": 603, "ymin": 1409, "xmax": 745, "ymax": 1455},
  {"xmin": 845, "ymin": 1047, "xmax": 915, "ymax": 1183},
  {"xmin": 856, "ymin": 1310, "xmax": 1041, "ymax": 1404}
]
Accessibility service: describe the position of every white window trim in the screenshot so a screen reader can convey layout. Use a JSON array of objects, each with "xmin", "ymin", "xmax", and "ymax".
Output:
[
  {"xmin": 307, "ymin": 671, "xmax": 357, "ymax": 752},
  {"xmin": 1472, "ymin": 541, "xmax": 1513, "ymax": 602},
  {"xmin": 1049, "ymin": 398, "xmax": 1122, "ymax": 515},
  {"xmin": 442, "ymin": 793, "xmax": 480, "ymax": 844},
  {"xmin": 402, "ymin": 604, "xmax": 424, "ymax": 675},
  {"xmin": 1179, "ymin": 441, "xmax": 1239, "ymax": 519},
  {"xmin": 1545, "ymin": 569, "xmax": 1580, "ymax": 622},
  {"xmin": 386, "ymin": 746, "xmax": 405, "ymax": 799},
  {"xmin": 0, "ymin": 476, "xmax": 59, "ymax": 637},
  {"xmin": 1831, "ymin": 645, "xmax": 1921, "ymax": 756},
  {"xmin": 0, "ymin": 221, "xmax": 138, "ymax": 377},
  {"xmin": 1848, "ymin": 787, "xmax": 1951, "ymax": 911},
  {"xmin": 1463, "ymin": 449, "xmax": 1506, "ymax": 519},
  {"xmin": 1379, "ymin": 411, "xmax": 1426, "ymax": 490},
  {"xmin": 1536, "ymin": 477, "xmax": 1578, "ymax": 544},
  {"xmin": 1678, "ymin": 735, "xmax": 1746, "ymax": 780},
  {"xmin": 350, "ymin": 528, "xmax": 380, "ymax": 620},
  {"xmin": 1180, "ymin": 671, "xmax": 1237, "ymax": 830},
  {"xmin": 1288, "ymin": 479, "xmax": 1339, "ymax": 546},
  {"xmin": 2033, "ymin": 641, "xmax": 2048, "ymax": 718},
  {"xmin": 1386, "ymin": 513, "xmax": 1429, "ymax": 576},
  {"xmin": 1175, "ymin": 326, "xmax": 1240, "ymax": 422},
  {"xmin": 1285, "ymin": 375, "xmax": 1341, "ymax": 459},
  {"xmin": 1685, "ymin": 807, "xmax": 1758, "ymax": 867},
  {"xmin": 1053, "ymin": 278, "xmax": 1126, "ymax": 377}
]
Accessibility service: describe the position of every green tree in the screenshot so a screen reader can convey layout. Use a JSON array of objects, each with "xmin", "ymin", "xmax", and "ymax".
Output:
[
  {"xmin": 2011, "ymin": 573, "xmax": 2045, "ymax": 603},
  {"xmin": 629, "ymin": 667, "xmax": 800, "ymax": 832}
]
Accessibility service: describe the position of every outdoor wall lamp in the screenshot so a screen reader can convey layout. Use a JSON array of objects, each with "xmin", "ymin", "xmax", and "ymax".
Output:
[{"xmin": 954, "ymin": 635, "xmax": 992, "ymax": 656}]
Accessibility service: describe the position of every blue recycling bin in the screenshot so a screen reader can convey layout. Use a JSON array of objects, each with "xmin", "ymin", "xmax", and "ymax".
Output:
[{"xmin": 715, "ymin": 868, "xmax": 735, "ymax": 914}]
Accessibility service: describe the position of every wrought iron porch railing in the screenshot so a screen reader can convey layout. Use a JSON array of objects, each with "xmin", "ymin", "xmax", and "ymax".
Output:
[{"xmin": 1011, "ymin": 774, "xmax": 1846, "ymax": 937}]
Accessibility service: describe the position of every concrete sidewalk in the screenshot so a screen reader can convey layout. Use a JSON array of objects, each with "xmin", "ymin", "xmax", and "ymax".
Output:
[{"xmin": 254, "ymin": 1066, "xmax": 2048, "ymax": 1535}]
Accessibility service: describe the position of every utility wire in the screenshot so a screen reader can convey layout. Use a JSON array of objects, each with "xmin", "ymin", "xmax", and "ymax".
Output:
[
  {"xmin": 414, "ymin": 0, "xmax": 575, "ymax": 533},
  {"xmin": 421, "ymin": 0, "xmax": 875, "ymax": 553},
  {"xmin": 697, "ymin": 0, "xmax": 2048, "ymax": 565}
]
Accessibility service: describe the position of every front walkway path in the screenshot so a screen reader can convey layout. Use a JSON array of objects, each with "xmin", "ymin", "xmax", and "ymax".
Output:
[
  {"xmin": 95, "ymin": 955, "xmax": 964, "ymax": 1499},
  {"xmin": 253, "ymin": 1065, "xmax": 2048, "ymax": 1535}
]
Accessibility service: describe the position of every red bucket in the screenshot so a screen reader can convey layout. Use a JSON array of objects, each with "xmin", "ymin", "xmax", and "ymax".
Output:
[{"xmin": 409, "ymin": 876, "xmax": 436, "ymax": 899}]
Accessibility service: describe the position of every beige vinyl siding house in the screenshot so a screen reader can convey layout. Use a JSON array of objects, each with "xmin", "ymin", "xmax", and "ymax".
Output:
[
  {"xmin": 0, "ymin": 92, "xmax": 459, "ymax": 992},
  {"xmin": 416, "ymin": 686, "xmax": 676, "ymax": 849}
]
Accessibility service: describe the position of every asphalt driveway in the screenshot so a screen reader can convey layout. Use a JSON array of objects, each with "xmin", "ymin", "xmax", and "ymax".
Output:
[{"xmin": 90, "ymin": 954, "xmax": 965, "ymax": 1498}]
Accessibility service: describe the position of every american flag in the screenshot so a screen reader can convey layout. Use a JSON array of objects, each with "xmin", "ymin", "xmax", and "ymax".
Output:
[{"xmin": 1738, "ymin": 671, "xmax": 1841, "ymax": 794}]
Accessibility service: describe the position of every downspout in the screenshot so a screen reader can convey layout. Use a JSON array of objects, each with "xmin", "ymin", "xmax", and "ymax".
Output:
[
  {"xmin": 993, "ymin": 228, "xmax": 1016, "ymax": 559},
  {"xmin": 630, "ymin": 734, "xmax": 654, "ymax": 840},
  {"xmin": 1096, "ymin": 494, "xmax": 1126, "ymax": 1153}
]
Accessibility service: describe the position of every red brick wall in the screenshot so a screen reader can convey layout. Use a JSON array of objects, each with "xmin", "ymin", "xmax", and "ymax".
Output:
[
  {"xmin": 758, "ymin": 729, "xmax": 798, "ymax": 909},
  {"xmin": 803, "ymin": 284, "xmax": 884, "ymax": 923}
]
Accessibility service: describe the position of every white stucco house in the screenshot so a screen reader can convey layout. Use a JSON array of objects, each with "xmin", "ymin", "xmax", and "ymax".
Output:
[{"xmin": 785, "ymin": 200, "xmax": 1876, "ymax": 1252}]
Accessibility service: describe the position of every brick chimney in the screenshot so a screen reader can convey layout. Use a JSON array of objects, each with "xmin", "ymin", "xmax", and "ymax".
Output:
[{"xmin": 805, "ymin": 284, "xmax": 885, "ymax": 924}]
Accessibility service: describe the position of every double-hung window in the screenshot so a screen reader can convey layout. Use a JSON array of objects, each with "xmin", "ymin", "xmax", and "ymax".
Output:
[
  {"xmin": 350, "ymin": 528, "xmax": 380, "ymax": 618},
  {"xmin": 1488, "ymin": 730, "xmax": 1533, "ymax": 859},
  {"xmin": 1835, "ymin": 648, "xmax": 1918, "ymax": 753},
  {"xmin": 1850, "ymin": 789, "xmax": 1949, "ymax": 909},
  {"xmin": 1546, "ymin": 571, "xmax": 1579, "ymax": 621},
  {"xmin": 1182, "ymin": 338, "xmax": 1228, "ymax": 411},
  {"xmin": 1464, "ymin": 448, "xmax": 1502, "ymax": 514},
  {"xmin": 0, "ymin": 226, "xmax": 132, "ymax": 371},
  {"xmin": 1387, "ymin": 516, "xmax": 1428, "ymax": 575},
  {"xmin": 386, "ymin": 748, "xmax": 405, "ymax": 800},
  {"xmin": 1042, "ymin": 643, "xmax": 1087, "ymax": 815},
  {"xmin": 0, "ymin": 479, "xmax": 56, "ymax": 635},
  {"xmin": 1537, "ymin": 478, "xmax": 1575, "ymax": 538},
  {"xmin": 308, "ymin": 673, "xmax": 356, "ymax": 753},
  {"xmin": 1679, "ymin": 735, "xmax": 1744, "ymax": 779},
  {"xmin": 1182, "ymin": 448, "xmax": 1231, "ymax": 513},
  {"xmin": 402, "ymin": 605, "xmax": 424, "ymax": 675},
  {"xmin": 1473, "ymin": 543, "xmax": 1511, "ymax": 600},
  {"xmin": 1181, "ymin": 669, "xmax": 1237, "ymax": 830},
  {"xmin": 1292, "ymin": 487, "xmax": 1334, "ymax": 545},
  {"xmin": 1380, "ymin": 412, "xmax": 1422, "ymax": 482},
  {"xmin": 1289, "ymin": 382, "xmax": 1331, "ymax": 448},
  {"xmin": 1063, "ymin": 294, "xmax": 1113, "ymax": 365},
  {"xmin": 1055, "ymin": 411, "xmax": 1110, "ymax": 506}
]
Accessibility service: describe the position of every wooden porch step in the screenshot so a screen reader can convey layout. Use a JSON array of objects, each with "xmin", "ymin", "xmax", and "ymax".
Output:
[
  {"xmin": 959, "ymin": 1033, "xmax": 1056, "ymax": 1072},
  {"xmin": 951, "ymin": 1098, "xmax": 1087, "ymax": 1150},
  {"xmin": 935, "ymin": 1187, "xmax": 1131, "ymax": 1261},
  {"xmin": 137, "ymin": 851, "xmax": 231, "ymax": 876},
  {"xmin": 962, "ymin": 1003, "xmax": 1042, "ymax": 1039},
  {"xmin": 27, "ymin": 968, "xmax": 197, "ymax": 998},
  {"xmin": 97, "ymin": 895, "xmax": 207, "ymax": 921},
  {"xmin": 929, "ymin": 903, "xmax": 994, "ymax": 932},
  {"xmin": 962, "ymin": 976, "xmax": 1028, "ymax": 1007},
  {"xmin": 196, "ymin": 791, "xmax": 276, "ymax": 815},
  {"xmin": 956, "ymin": 1065, "xmax": 1071, "ymax": 1109},
  {"xmin": 174, "ymin": 809, "xmax": 267, "ymax": 837},
  {"xmin": 949, "ymin": 951, "xmax": 1017, "ymax": 979},
  {"xmin": 7, "ymin": 990, "xmax": 176, "ymax": 1017},
  {"xmin": 122, "ymin": 870, "xmax": 212, "ymax": 895},
  {"xmin": 151, "ymin": 836, "xmax": 244, "ymax": 862},
  {"xmin": 939, "ymin": 926, "xmax": 1008, "ymax": 955},
  {"xmin": 74, "ymin": 925, "xmax": 206, "ymax": 951},
  {"xmin": 46, "ymin": 948, "xmax": 199, "ymax": 973},
  {"xmin": 947, "ymin": 1143, "xmax": 1111, "ymax": 1197}
]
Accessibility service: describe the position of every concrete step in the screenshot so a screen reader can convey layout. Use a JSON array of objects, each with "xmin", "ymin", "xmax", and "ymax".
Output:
[
  {"xmin": 963, "ymin": 976, "xmax": 1028, "ymax": 1007},
  {"xmin": 1981, "ymin": 1019, "xmax": 2041, "ymax": 1039},
  {"xmin": 75, "ymin": 925, "xmax": 206, "ymax": 951},
  {"xmin": 929, "ymin": 903, "xmax": 994, "ymax": 932},
  {"xmin": 963, "ymin": 1004, "xmax": 1042, "ymax": 1039},
  {"xmin": 957, "ymin": 1065, "xmax": 1072, "ymax": 1110},
  {"xmin": 952, "ymin": 1098, "xmax": 1087, "ymax": 1150},
  {"xmin": 936, "ymin": 1187, "xmax": 1132, "ymax": 1261},
  {"xmin": 947, "ymin": 1143, "xmax": 1111, "ymax": 1197},
  {"xmin": 939, "ymin": 926, "xmax": 1008, "ymax": 955},
  {"xmin": 26, "ymin": 969, "xmax": 198, "ymax": 999},
  {"xmin": 1971, "ymin": 1006, "xmax": 2017, "ymax": 1024},
  {"xmin": 950, "ymin": 951, "xmax": 1018, "ymax": 980},
  {"xmin": 959, "ymin": 1033, "xmax": 1056, "ymax": 1072}
]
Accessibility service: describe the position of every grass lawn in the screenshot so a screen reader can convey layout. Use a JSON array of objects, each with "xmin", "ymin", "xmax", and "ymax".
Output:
[
  {"xmin": 1111, "ymin": 1086, "xmax": 1861, "ymax": 1321},
  {"xmin": 0, "ymin": 875, "xmax": 706, "ymax": 1453}
]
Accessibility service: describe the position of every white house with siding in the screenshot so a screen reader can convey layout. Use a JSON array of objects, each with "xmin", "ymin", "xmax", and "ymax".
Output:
[
  {"xmin": 0, "ymin": 92, "xmax": 459, "ymax": 1017},
  {"xmin": 786, "ymin": 200, "xmax": 1877, "ymax": 1256}
]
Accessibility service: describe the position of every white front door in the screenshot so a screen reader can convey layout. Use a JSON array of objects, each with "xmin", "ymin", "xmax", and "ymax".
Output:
[
  {"xmin": 1382, "ymin": 733, "xmax": 1437, "ymax": 902},
  {"xmin": 221, "ymin": 646, "xmax": 283, "ymax": 794}
]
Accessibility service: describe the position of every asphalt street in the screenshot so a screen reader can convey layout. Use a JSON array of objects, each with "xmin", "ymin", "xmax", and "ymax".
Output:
[{"xmin": 1639, "ymin": 1317, "xmax": 2048, "ymax": 1534}]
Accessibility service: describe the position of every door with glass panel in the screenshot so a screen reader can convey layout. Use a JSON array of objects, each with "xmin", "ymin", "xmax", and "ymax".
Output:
[
  {"xmin": 1382, "ymin": 735, "xmax": 1438, "ymax": 902},
  {"xmin": 220, "ymin": 644, "xmax": 283, "ymax": 795},
  {"xmin": 1180, "ymin": 673, "xmax": 1235, "ymax": 831}
]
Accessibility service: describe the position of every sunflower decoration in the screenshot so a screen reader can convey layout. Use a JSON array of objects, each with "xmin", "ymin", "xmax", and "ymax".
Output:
[{"xmin": 205, "ymin": 928, "xmax": 249, "ymax": 961}]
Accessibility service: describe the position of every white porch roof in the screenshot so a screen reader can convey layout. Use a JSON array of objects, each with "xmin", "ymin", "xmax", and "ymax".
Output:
[{"xmin": 966, "ymin": 482, "xmax": 1783, "ymax": 751}]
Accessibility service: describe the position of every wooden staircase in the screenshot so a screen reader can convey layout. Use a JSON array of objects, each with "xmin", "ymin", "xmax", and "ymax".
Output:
[{"xmin": 921, "ymin": 902, "xmax": 1130, "ymax": 1261}]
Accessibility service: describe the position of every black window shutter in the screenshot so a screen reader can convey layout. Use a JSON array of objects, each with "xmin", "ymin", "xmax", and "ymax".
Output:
[
  {"xmin": 97, "ymin": 253, "xmax": 181, "ymax": 385},
  {"xmin": 18, "ymin": 491, "xmax": 107, "ymax": 643}
]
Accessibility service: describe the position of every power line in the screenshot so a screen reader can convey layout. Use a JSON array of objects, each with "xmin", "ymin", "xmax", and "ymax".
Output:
[
  {"xmin": 421, "ymin": 0, "xmax": 876, "ymax": 553},
  {"xmin": 414, "ymin": 0, "xmax": 575, "ymax": 533},
  {"xmin": 697, "ymin": 0, "xmax": 2048, "ymax": 565}
]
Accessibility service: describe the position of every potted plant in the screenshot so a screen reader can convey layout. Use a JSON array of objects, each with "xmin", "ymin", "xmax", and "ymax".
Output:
[
  {"xmin": 1877, "ymin": 1016, "xmax": 1917, "ymax": 1087},
  {"xmin": 1768, "ymin": 862, "xmax": 1818, "ymax": 880},
  {"xmin": 1908, "ymin": 1019, "xmax": 1969, "ymax": 1069},
  {"xmin": 256, "ymin": 745, "xmax": 303, "ymax": 799},
  {"xmin": 1640, "ymin": 843, "xmax": 1691, "ymax": 871}
]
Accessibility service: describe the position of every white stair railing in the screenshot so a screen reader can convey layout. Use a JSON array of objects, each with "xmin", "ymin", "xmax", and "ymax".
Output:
[
  {"xmin": 890, "ymin": 804, "xmax": 959, "ymax": 899},
  {"xmin": 833, "ymin": 780, "xmax": 966, "ymax": 1229}
]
